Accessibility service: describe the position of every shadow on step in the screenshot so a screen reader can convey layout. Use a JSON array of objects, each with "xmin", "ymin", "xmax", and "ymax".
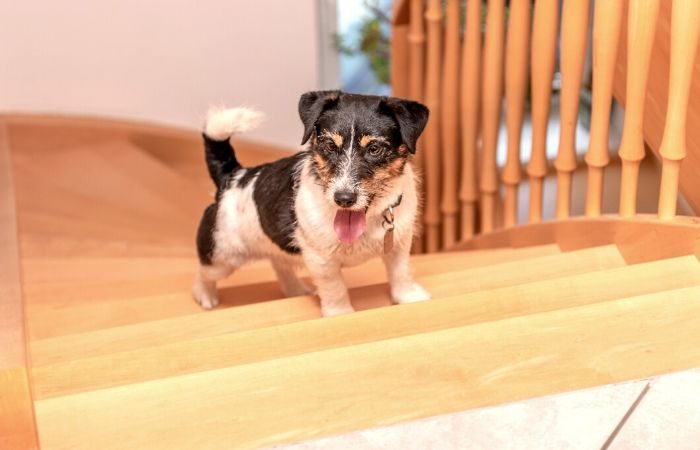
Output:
[{"xmin": 217, "ymin": 281, "xmax": 394, "ymax": 311}]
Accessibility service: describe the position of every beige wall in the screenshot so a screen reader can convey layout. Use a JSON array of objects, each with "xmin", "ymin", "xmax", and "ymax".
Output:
[{"xmin": 0, "ymin": 0, "xmax": 319, "ymax": 148}]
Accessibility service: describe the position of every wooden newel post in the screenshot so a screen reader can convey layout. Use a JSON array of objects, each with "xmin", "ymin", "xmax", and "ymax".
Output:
[
  {"xmin": 658, "ymin": 0, "xmax": 700, "ymax": 220},
  {"xmin": 479, "ymin": 0, "xmax": 505, "ymax": 233},
  {"xmin": 618, "ymin": 0, "xmax": 661, "ymax": 217},
  {"xmin": 408, "ymin": 0, "xmax": 426, "ymax": 252},
  {"xmin": 502, "ymin": 0, "xmax": 531, "ymax": 228},
  {"xmin": 584, "ymin": 0, "xmax": 624, "ymax": 217},
  {"xmin": 459, "ymin": 0, "xmax": 482, "ymax": 240},
  {"xmin": 423, "ymin": 0, "xmax": 442, "ymax": 252},
  {"xmin": 527, "ymin": 0, "xmax": 559, "ymax": 224},
  {"xmin": 440, "ymin": 0, "xmax": 461, "ymax": 248},
  {"xmin": 555, "ymin": 0, "xmax": 590, "ymax": 220}
]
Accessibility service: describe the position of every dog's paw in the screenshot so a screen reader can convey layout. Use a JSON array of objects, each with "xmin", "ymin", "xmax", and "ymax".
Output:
[
  {"xmin": 321, "ymin": 303, "xmax": 355, "ymax": 317},
  {"xmin": 192, "ymin": 284, "xmax": 219, "ymax": 310},
  {"xmin": 391, "ymin": 281, "xmax": 431, "ymax": 305}
]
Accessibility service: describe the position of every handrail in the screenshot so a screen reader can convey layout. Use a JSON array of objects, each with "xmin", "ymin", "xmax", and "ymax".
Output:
[
  {"xmin": 392, "ymin": 0, "xmax": 698, "ymax": 251},
  {"xmin": 0, "ymin": 121, "xmax": 40, "ymax": 449}
]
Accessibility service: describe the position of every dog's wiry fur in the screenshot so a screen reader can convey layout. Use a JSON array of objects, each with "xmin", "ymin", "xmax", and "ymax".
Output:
[{"xmin": 193, "ymin": 91, "xmax": 431, "ymax": 316}]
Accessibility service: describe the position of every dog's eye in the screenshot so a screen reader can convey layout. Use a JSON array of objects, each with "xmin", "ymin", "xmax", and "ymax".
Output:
[
  {"xmin": 367, "ymin": 143, "xmax": 383, "ymax": 157},
  {"xmin": 318, "ymin": 139, "xmax": 338, "ymax": 152}
]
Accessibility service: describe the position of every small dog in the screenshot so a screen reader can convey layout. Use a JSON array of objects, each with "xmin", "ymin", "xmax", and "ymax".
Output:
[{"xmin": 193, "ymin": 90, "xmax": 431, "ymax": 316}]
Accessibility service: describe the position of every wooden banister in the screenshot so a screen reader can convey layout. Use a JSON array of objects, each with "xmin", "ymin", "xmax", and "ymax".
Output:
[
  {"xmin": 408, "ymin": 0, "xmax": 426, "ymax": 251},
  {"xmin": 527, "ymin": 0, "xmax": 559, "ymax": 224},
  {"xmin": 584, "ymin": 0, "xmax": 624, "ymax": 218},
  {"xmin": 555, "ymin": 0, "xmax": 590, "ymax": 220},
  {"xmin": 390, "ymin": 0, "xmax": 410, "ymax": 98},
  {"xmin": 0, "ymin": 122, "xmax": 40, "ymax": 449},
  {"xmin": 502, "ymin": 0, "xmax": 531, "ymax": 228},
  {"xmin": 479, "ymin": 0, "xmax": 506, "ymax": 233},
  {"xmin": 423, "ymin": 0, "xmax": 443, "ymax": 252},
  {"xmin": 618, "ymin": 0, "xmax": 661, "ymax": 217},
  {"xmin": 440, "ymin": 0, "xmax": 461, "ymax": 248},
  {"xmin": 658, "ymin": 0, "xmax": 700, "ymax": 219},
  {"xmin": 459, "ymin": 0, "xmax": 482, "ymax": 239}
]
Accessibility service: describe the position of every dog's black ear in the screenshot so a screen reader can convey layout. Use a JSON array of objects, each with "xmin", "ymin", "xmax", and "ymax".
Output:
[
  {"xmin": 381, "ymin": 98, "xmax": 429, "ymax": 153},
  {"xmin": 299, "ymin": 90, "xmax": 341, "ymax": 145}
]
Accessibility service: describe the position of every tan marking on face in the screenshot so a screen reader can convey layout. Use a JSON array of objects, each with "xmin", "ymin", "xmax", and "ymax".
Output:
[
  {"xmin": 360, "ymin": 157, "xmax": 407, "ymax": 192},
  {"xmin": 312, "ymin": 152, "xmax": 333, "ymax": 186},
  {"xmin": 359, "ymin": 135, "xmax": 389, "ymax": 148},
  {"xmin": 320, "ymin": 130, "xmax": 343, "ymax": 148}
]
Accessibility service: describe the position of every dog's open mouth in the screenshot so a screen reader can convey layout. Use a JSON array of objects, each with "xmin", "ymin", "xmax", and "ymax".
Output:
[{"xmin": 333, "ymin": 209, "xmax": 367, "ymax": 244}]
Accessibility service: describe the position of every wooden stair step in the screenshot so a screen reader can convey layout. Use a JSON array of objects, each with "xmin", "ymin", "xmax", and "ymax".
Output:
[
  {"xmin": 30, "ymin": 245, "xmax": 627, "ymax": 364},
  {"xmin": 19, "ymin": 235, "xmax": 196, "ymax": 259},
  {"xmin": 31, "ymin": 255, "xmax": 700, "ymax": 399},
  {"xmin": 33, "ymin": 285, "xmax": 700, "ymax": 449},
  {"xmin": 11, "ymin": 142, "xmax": 208, "ymax": 241},
  {"xmin": 21, "ymin": 245, "xmax": 560, "ymax": 339}
]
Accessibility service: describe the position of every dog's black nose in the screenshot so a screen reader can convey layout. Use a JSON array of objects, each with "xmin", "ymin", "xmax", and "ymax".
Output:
[{"xmin": 334, "ymin": 191, "xmax": 358, "ymax": 208}]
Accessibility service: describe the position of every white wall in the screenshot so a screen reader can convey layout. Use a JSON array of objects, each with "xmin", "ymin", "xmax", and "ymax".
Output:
[{"xmin": 0, "ymin": 0, "xmax": 320, "ymax": 148}]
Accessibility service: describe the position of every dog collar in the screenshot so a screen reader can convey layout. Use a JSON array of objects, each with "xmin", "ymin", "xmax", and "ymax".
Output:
[{"xmin": 382, "ymin": 194, "xmax": 402, "ymax": 254}]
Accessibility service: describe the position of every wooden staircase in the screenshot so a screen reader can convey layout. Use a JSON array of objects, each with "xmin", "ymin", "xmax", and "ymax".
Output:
[{"xmin": 2, "ymin": 116, "xmax": 700, "ymax": 449}]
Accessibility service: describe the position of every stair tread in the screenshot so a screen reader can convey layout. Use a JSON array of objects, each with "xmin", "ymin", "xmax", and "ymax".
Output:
[
  {"xmin": 33, "ymin": 285, "xmax": 700, "ymax": 449},
  {"xmin": 21, "ymin": 245, "xmax": 560, "ymax": 339},
  {"xmin": 30, "ymin": 245, "xmax": 631, "ymax": 364},
  {"xmin": 31, "ymin": 255, "xmax": 700, "ymax": 398}
]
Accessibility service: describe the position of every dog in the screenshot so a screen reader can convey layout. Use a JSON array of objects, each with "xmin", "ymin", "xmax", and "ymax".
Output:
[{"xmin": 192, "ymin": 90, "xmax": 431, "ymax": 316}]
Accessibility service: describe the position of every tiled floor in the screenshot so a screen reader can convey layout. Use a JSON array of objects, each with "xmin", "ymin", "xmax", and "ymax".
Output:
[{"xmin": 272, "ymin": 368, "xmax": 700, "ymax": 450}]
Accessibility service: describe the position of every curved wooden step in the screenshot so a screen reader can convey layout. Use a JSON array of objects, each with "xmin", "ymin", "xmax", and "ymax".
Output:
[
  {"xmin": 33, "ymin": 284, "xmax": 700, "ymax": 449},
  {"xmin": 30, "ymin": 245, "xmax": 625, "ymax": 364},
  {"xmin": 22, "ymin": 245, "xmax": 561, "ymax": 340},
  {"xmin": 31, "ymin": 254, "xmax": 700, "ymax": 400}
]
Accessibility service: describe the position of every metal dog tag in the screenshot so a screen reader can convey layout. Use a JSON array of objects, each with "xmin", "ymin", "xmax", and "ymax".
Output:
[{"xmin": 384, "ymin": 227, "xmax": 394, "ymax": 254}]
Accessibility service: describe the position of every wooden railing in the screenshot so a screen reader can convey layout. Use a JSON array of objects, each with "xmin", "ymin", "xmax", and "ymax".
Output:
[{"xmin": 391, "ymin": 0, "xmax": 700, "ymax": 252}]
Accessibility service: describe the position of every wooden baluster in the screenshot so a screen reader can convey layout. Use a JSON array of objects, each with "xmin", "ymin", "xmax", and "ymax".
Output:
[
  {"xmin": 527, "ymin": 0, "xmax": 559, "ymax": 223},
  {"xmin": 440, "ymin": 0, "xmax": 461, "ymax": 247},
  {"xmin": 502, "ymin": 0, "xmax": 531, "ymax": 228},
  {"xmin": 480, "ymin": 0, "xmax": 506, "ymax": 233},
  {"xmin": 423, "ymin": 0, "xmax": 442, "ymax": 252},
  {"xmin": 408, "ymin": 0, "xmax": 426, "ymax": 252},
  {"xmin": 618, "ymin": 0, "xmax": 661, "ymax": 217},
  {"xmin": 658, "ymin": 0, "xmax": 700, "ymax": 219},
  {"xmin": 459, "ymin": 0, "xmax": 482, "ymax": 239},
  {"xmin": 555, "ymin": 0, "xmax": 590, "ymax": 219},
  {"xmin": 584, "ymin": 0, "xmax": 624, "ymax": 217},
  {"xmin": 391, "ymin": 1, "xmax": 410, "ymax": 99}
]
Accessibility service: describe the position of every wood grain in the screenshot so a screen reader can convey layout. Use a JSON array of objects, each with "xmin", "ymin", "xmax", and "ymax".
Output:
[
  {"xmin": 34, "ymin": 286, "xmax": 700, "ymax": 449},
  {"xmin": 32, "ymin": 256, "xmax": 700, "ymax": 400}
]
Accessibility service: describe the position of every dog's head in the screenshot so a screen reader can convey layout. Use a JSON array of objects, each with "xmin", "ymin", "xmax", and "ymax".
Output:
[{"xmin": 298, "ymin": 91, "xmax": 428, "ymax": 244}]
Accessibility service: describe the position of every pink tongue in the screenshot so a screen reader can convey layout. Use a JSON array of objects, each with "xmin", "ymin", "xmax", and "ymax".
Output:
[{"xmin": 333, "ymin": 209, "xmax": 367, "ymax": 244}]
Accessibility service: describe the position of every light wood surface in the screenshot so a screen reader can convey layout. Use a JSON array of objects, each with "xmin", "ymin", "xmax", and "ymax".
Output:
[
  {"xmin": 657, "ymin": 0, "xmax": 700, "ymax": 219},
  {"xmin": 422, "ymin": 0, "xmax": 443, "ymax": 252},
  {"xmin": 502, "ymin": 0, "xmax": 531, "ymax": 228},
  {"xmin": 440, "ymin": 0, "xmax": 461, "ymax": 247},
  {"xmin": 585, "ymin": 0, "xmax": 624, "ymax": 217},
  {"xmin": 408, "ymin": 0, "xmax": 426, "ymax": 252},
  {"xmin": 0, "ymin": 124, "xmax": 39, "ymax": 449},
  {"xmin": 479, "ymin": 0, "xmax": 506, "ymax": 233},
  {"xmin": 618, "ymin": 0, "xmax": 661, "ymax": 217},
  {"xmin": 32, "ymin": 255, "xmax": 700, "ymax": 400},
  {"xmin": 527, "ymin": 0, "xmax": 559, "ymax": 223},
  {"xmin": 555, "ymin": 0, "xmax": 590, "ymax": 219},
  {"xmin": 459, "ymin": 0, "xmax": 482, "ymax": 239},
  {"xmin": 4, "ymin": 112, "xmax": 700, "ymax": 448},
  {"xmin": 35, "ymin": 285, "xmax": 700, "ymax": 449}
]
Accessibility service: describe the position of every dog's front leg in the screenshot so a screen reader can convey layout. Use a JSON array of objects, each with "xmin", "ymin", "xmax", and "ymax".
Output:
[
  {"xmin": 383, "ymin": 240, "xmax": 431, "ymax": 305},
  {"xmin": 303, "ymin": 251, "xmax": 354, "ymax": 317}
]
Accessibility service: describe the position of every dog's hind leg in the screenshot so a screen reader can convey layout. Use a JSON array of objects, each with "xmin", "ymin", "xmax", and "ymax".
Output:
[
  {"xmin": 271, "ymin": 259, "xmax": 314, "ymax": 298},
  {"xmin": 192, "ymin": 264, "xmax": 235, "ymax": 309}
]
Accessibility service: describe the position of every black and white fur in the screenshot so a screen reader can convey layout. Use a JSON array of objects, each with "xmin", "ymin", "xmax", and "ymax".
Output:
[{"xmin": 193, "ymin": 91, "xmax": 431, "ymax": 316}]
